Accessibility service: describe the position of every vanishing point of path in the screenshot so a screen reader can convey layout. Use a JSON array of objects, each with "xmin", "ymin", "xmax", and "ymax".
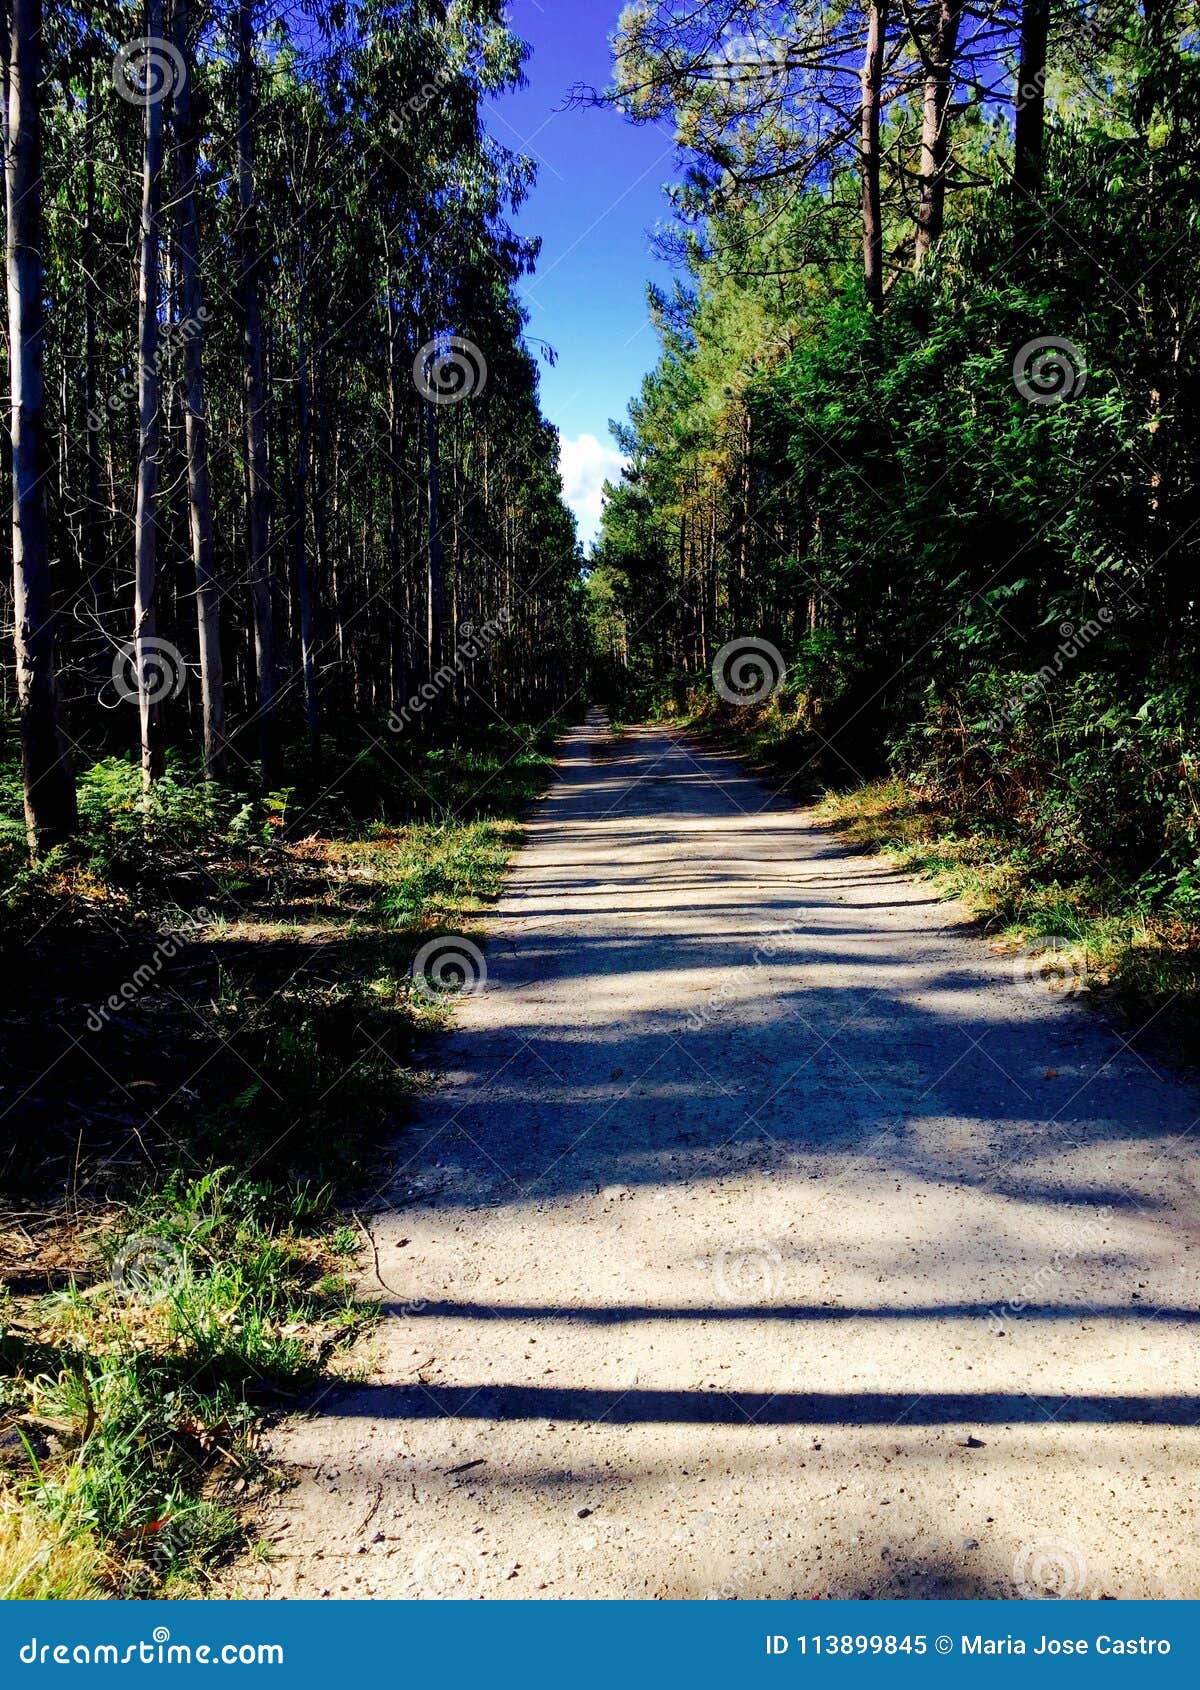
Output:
[{"xmin": 237, "ymin": 713, "xmax": 1200, "ymax": 1600}]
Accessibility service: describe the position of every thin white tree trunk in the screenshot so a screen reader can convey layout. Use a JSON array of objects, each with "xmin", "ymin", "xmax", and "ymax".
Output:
[
  {"xmin": 238, "ymin": 0, "xmax": 277, "ymax": 785},
  {"xmin": 133, "ymin": 0, "xmax": 167, "ymax": 792},
  {"xmin": 4, "ymin": 0, "xmax": 76, "ymax": 851},
  {"xmin": 174, "ymin": 0, "xmax": 225, "ymax": 776}
]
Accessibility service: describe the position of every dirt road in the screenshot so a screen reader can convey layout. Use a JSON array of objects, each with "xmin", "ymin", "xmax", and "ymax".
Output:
[{"xmin": 236, "ymin": 712, "xmax": 1200, "ymax": 1600}]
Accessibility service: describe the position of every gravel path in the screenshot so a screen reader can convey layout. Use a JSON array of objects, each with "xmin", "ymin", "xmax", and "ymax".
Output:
[{"xmin": 236, "ymin": 712, "xmax": 1200, "ymax": 1600}]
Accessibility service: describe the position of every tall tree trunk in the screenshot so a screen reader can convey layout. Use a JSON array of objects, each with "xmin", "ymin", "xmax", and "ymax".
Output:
[
  {"xmin": 426, "ymin": 396, "xmax": 446, "ymax": 697},
  {"xmin": 329, "ymin": 423, "xmax": 345, "ymax": 675},
  {"xmin": 133, "ymin": 0, "xmax": 166, "ymax": 793},
  {"xmin": 174, "ymin": 0, "xmax": 225, "ymax": 777},
  {"xmin": 860, "ymin": 0, "xmax": 889, "ymax": 311},
  {"xmin": 912, "ymin": 0, "xmax": 963, "ymax": 271},
  {"xmin": 4, "ymin": 0, "xmax": 76, "ymax": 852},
  {"xmin": 293, "ymin": 252, "xmax": 319, "ymax": 764},
  {"xmin": 83, "ymin": 51, "xmax": 102, "ymax": 592},
  {"xmin": 237, "ymin": 0, "xmax": 277, "ymax": 786},
  {"xmin": 1013, "ymin": 0, "xmax": 1050, "ymax": 208},
  {"xmin": 313, "ymin": 350, "xmax": 334, "ymax": 690},
  {"xmin": 386, "ymin": 286, "xmax": 409, "ymax": 713}
]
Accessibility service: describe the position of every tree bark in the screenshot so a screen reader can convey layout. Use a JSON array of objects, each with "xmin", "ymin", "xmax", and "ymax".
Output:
[
  {"xmin": 237, "ymin": 0, "xmax": 277, "ymax": 786},
  {"xmin": 386, "ymin": 285, "xmax": 409, "ymax": 714},
  {"xmin": 860, "ymin": 0, "xmax": 889, "ymax": 311},
  {"xmin": 4, "ymin": 0, "xmax": 76, "ymax": 852},
  {"xmin": 1013, "ymin": 0, "xmax": 1050, "ymax": 208},
  {"xmin": 912, "ymin": 0, "xmax": 963, "ymax": 271},
  {"xmin": 313, "ymin": 348, "xmax": 334, "ymax": 693},
  {"xmin": 426, "ymin": 395, "xmax": 446, "ymax": 697},
  {"xmin": 174, "ymin": 0, "xmax": 225, "ymax": 777},
  {"xmin": 293, "ymin": 250, "xmax": 319, "ymax": 764},
  {"xmin": 83, "ymin": 51, "xmax": 102, "ymax": 591},
  {"xmin": 133, "ymin": 0, "xmax": 167, "ymax": 792}
]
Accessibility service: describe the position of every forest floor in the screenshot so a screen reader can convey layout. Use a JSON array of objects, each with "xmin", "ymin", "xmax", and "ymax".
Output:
[{"xmin": 229, "ymin": 711, "xmax": 1200, "ymax": 1601}]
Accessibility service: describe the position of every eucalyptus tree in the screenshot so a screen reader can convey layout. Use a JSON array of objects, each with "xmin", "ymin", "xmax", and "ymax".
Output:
[
  {"xmin": 131, "ymin": 0, "xmax": 167, "ymax": 792},
  {"xmin": 236, "ymin": 0, "xmax": 277, "ymax": 787},
  {"xmin": 2, "ymin": 0, "xmax": 586, "ymax": 817},
  {"xmin": 173, "ymin": 0, "xmax": 225, "ymax": 776},
  {"xmin": 3, "ymin": 0, "xmax": 78, "ymax": 851}
]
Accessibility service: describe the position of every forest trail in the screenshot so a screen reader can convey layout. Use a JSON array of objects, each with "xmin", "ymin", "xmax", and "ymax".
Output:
[{"xmin": 235, "ymin": 712, "xmax": 1200, "ymax": 1600}]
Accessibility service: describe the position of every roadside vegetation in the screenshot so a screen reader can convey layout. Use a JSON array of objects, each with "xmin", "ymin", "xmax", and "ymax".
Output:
[
  {"xmin": 0, "ymin": 720, "xmax": 562, "ymax": 1597},
  {"xmin": 588, "ymin": 3, "xmax": 1199, "ymax": 1059}
]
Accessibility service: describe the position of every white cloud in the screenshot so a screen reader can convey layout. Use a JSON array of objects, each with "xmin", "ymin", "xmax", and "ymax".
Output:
[{"xmin": 558, "ymin": 432, "xmax": 626, "ymax": 549}]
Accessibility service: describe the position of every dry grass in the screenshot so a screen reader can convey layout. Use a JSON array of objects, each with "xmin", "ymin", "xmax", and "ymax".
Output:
[{"xmin": 0, "ymin": 1492, "xmax": 108, "ymax": 1600}]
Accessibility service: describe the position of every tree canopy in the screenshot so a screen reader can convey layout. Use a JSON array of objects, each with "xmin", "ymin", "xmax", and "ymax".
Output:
[{"xmin": 593, "ymin": 0, "xmax": 1200, "ymax": 913}]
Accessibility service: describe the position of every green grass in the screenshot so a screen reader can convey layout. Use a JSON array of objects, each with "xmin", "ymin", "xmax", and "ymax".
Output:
[
  {"xmin": 0, "ymin": 718, "xmax": 564, "ymax": 1596},
  {"xmin": 4, "ymin": 1167, "xmax": 366, "ymax": 1597}
]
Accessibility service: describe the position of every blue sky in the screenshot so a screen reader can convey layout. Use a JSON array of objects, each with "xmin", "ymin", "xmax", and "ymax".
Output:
[{"xmin": 486, "ymin": 0, "xmax": 679, "ymax": 546}]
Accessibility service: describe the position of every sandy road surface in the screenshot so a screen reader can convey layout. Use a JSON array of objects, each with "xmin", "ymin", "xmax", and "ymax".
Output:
[{"xmin": 235, "ymin": 712, "xmax": 1200, "ymax": 1600}]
